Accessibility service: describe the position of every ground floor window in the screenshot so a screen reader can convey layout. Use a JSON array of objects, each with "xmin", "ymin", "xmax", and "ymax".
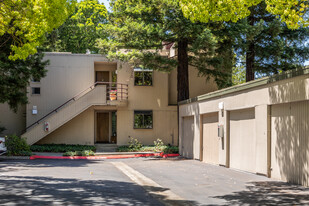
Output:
[{"xmin": 134, "ymin": 110, "xmax": 153, "ymax": 129}]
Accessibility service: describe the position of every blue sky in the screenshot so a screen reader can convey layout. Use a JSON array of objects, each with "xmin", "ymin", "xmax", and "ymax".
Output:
[{"xmin": 98, "ymin": 0, "xmax": 110, "ymax": 10}]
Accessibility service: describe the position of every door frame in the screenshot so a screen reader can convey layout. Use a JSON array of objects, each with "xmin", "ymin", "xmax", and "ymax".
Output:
[{"xmin": 95, "ymin": 111, "xmax": 112, "ymax": 143}]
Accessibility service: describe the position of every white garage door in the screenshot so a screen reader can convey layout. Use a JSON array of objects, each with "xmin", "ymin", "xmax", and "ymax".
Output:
[
  {"xmin": 230, "ymin": 108, "xmax": 256, "ymax": 173},
  {"xmin": 182, "ymin": 116, "xmax": 194, "ymax": 158},
  {"xmin": 202, "ymin": 112, "xmax": 219, "ymax": 165},
  {"xmin": 271, "ymin": 101, "xmax": 309, "ymax": 186}
]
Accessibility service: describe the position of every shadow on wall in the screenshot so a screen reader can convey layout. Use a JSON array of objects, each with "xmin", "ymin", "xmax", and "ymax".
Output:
[
  {"xmin": 213, "ymin": 181, "xmax": 309, "ymax": 205},
  {"xmin": 0, "ymin": 175, "xmax": 199, "ymax": 206},
  {"xmin": 268, "ymin": 69, "xmax": 309, "ymax": 186}
]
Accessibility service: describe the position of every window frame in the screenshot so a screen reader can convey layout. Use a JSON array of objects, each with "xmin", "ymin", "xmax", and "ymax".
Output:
[
  {"xmin": 133, "ymin": 110, "xmax": 153, "ymax": 129},
  {"xmin": 31, "ymin": 87, "xmax": 41, "ymax": 95},
  {"xmin": 134, "ymin": 67, "xmax": 153, "ymax": 86}
]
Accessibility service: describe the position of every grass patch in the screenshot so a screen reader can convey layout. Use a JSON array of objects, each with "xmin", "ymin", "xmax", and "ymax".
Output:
[
  {"xmin": 31, "ymin": 144, "xmax": 96, "ymax": 153},
  {"xmin": 117, "ymin": 145, "xmax": 178, "ymax": 154}
]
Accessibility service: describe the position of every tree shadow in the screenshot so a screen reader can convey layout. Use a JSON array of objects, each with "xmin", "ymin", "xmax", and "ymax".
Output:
[
  {"xmin": 212, "ymin": 181, "xmax": 309, "ymax": 205},
  {"xmin": 0, "ymin": 175, "xmax": 199, "ymax": 205},
  {"xmin": 268, "ymin": 69, "xmax": 309, "ymax": 186}
]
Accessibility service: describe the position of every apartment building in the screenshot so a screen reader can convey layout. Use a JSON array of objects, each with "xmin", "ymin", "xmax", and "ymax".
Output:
[{"xmin": 0, "ymin": 52, "xmax": 217, "ymax": 146}]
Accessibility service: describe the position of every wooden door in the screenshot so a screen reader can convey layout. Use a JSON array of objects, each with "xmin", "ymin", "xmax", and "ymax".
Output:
[
  {"xmin": 96, "ymin": 71, "xmax": 109, "ymax": 82},
  {"xmin": 96, "ymin": 113, "xmax": 109, "ymax": 143}
]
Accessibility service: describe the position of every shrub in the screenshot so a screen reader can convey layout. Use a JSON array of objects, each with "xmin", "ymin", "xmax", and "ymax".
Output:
[
  {"xmin": 154, "ymin": 138, "xmax": 164, "ymax": 151},
  {"xmin": 163, "ymin": 146, "xmax": 179, "ymax": 154},
  {"xmin": 63, "ymin": 150, "xmax": 95, "ymax": 156},
  {"xmin": 4, "ymin": 135, "xmax": 32, "ymax": 156},
  {"xmin": 128, "ymin": 137, "xmax": 143, "ymax": 151},
  {"xmin": 31, "ymin": 144, "xmax": 96, "ymax": 153}
]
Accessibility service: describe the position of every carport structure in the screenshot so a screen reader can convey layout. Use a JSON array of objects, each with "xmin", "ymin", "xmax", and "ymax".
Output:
[{"xmin": 179, "ymin": 68, "xmax": 309, "ymax": 187}]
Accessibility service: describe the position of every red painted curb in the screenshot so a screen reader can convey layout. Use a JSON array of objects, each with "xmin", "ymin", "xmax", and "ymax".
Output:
[{"xmin": 30, "ymin": 153, "xmax": 179, "ymax": 160}]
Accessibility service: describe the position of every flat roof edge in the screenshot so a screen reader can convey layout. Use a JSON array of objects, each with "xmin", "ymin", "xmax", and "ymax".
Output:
[
  {"xmin": 43, "ymin": 52, "xmax": 105, "ymax": 57},
  {"xmin": 179, "ymin": 67, "xmax": 309, "ymax": 106}
]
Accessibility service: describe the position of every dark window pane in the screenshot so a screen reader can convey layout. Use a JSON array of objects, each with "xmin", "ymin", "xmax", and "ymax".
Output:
[
  {"xmin": 134, "ymin": 70, "xmax": 153, "ymax": 86},
  {"xmin": 144, "ymin": 72, "xmax": 153, "ymax": 86},
  {"xmin": 32, "ymin": 87, "xmax": 40, "ymax": 94},
  {"xmin": 134, "ymin": 110, "xmax": 153, "ymax": 129}
]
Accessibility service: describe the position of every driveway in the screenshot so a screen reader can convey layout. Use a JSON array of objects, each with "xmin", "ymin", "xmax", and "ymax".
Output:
[{"xmin": 0, "ymin": 158, "xmax": 308, "ymax": 205}]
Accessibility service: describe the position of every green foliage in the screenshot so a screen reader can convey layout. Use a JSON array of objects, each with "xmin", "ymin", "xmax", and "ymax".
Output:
[
  {"xmin": 179, "ymin": 0, "xmax": 309, "ymax": 30},
  {"xmin": 162, "ymin": 146, "xmax": 179, "ymax": 154},
  {"xmin": 229, "ymin": 3, "xmax": 309, "ymax": 78},
  {"xmin": 4, "ymin": 135, "xmax": 32, "ymax": 156},
  {"xmin": 30, "ymin": 144, "xmax": 96, "ymax": 153},
  {"xmin": 63, "ymin": 150, "xmax": 95, "ymax": 156},
  {"xmin": 232, "ymin": 65, "xmax": 246, "ymax": 86},
  {"xmin": 43, "ymin": 0, "xmax": 108, "ymax": 53},
  {"xmin": 128, "ymin": 137, "xmax": 143, "ymax": 150},
  {"xmin": 0, "ymin": 0, "xmax": 76, "ymax": 60},
  {"xmin": 154, "ymin": 138, "xmax": 164, "ymax": 151},
  {"xmin": 117, "ymin": 145, "xmax": 179, "ymax": 154},
  {"xmin": 97, "ymin": 0, "xmax": 234, "ymax": 100},
  {"xmin": 0, "ymin": 37, "xmax": 48, "ymax": 111}
]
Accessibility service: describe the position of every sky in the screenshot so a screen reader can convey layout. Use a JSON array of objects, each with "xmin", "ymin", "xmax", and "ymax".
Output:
[{"xmin": 98, "ymin": 0, "xmax": 110, "ymax": 10}]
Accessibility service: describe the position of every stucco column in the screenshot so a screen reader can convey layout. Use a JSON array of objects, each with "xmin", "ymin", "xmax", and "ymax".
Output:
[
  {"xmin": 193, "ymin": 113, "xmax": 200, "ymax": 160},
  {"xmin": 218, "ymin": 109, "xmax": 229, "ymax": 166},
  {"xmin": 255, "ymin": 105, "xmax": 270, "ymax": 175}
]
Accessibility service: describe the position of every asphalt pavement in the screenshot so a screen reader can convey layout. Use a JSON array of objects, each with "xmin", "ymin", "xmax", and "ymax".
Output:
[{"xmin": 0, "ymin": 158, "xmax": 308, "ymax": 205}]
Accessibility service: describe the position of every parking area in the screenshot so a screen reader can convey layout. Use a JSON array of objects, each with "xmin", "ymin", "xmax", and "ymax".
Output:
[{"xmin": 1, "ymin": 158, "xmax": 309, "ymax": 205}]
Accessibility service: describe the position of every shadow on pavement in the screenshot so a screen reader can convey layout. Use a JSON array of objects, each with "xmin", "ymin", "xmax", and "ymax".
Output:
[
  {"xmin": 212, "ymin": 181, "xmax": 309, "ymax": 205},
  {"xmin": 0, "ymin": 175, "xmax": 199, "ymax": 205}
]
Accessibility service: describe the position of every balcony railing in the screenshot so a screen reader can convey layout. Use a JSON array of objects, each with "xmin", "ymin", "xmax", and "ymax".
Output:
[{"xmin": 98, "ymin": 82, "xmax": 128, "ymax": 101}]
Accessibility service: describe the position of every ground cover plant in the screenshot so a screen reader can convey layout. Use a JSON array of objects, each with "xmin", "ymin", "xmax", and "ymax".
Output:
[
  {"xmin": 117, "ymin": 138, "xmax": 179, "ymax": 154},
  {"xmin": 4, "ymin": 135, "xmax": 32, "ymax": 156},
  {"xmin": 30, "ymin": 144, "xmax": 96, "ymax": 153},
  {"xmin": 63, "ymin": 150, "xmax": 95, "ymax": 156}
]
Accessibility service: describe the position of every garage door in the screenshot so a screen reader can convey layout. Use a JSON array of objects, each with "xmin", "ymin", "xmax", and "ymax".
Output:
[
  {"xmin": 182, "ymin": 116, "xmax": 194, "ymax": 158},
  {"xmin": 202, "ymin": 112, "xmax": 219, "ymax": 165},
  {"xmin": 230, "ymin": 108, "xmax": 256, "ymax": 173},
  {"xmin": 271, "ymin": 101, "xmax": 309, "ymax": 186}
]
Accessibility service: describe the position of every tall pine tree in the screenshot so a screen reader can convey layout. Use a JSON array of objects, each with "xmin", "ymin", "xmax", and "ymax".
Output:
[
  {"xmin": 97, "ymin": 0, "xmax": 234, "ymax": 102},
  {"xmin": 229, "ymin": 2, "xmax": 309, "ymax": 81}
]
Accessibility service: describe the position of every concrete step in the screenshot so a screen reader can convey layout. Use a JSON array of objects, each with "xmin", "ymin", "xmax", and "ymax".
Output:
[{"xmin": 95, "ymin": 144, "xmax": 118, "ymax": 152}]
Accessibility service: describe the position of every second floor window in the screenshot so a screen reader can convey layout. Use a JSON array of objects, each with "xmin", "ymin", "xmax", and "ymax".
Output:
[{"xmin": 134, "ymin": 68, "xmax": 153, "ymax": 86}]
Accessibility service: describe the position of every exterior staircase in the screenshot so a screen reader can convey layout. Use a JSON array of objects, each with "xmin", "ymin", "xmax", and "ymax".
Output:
[
  {"xmin": 95, "ymin": 144, "xmax": 118, "ymax": 152},
  {"xmin": 22, "ymin": 82, "xmax": 128, "ymax": 145},
  {"xmin": 22, "ymin": 85, "xmax": 107, "ymax": 145}
]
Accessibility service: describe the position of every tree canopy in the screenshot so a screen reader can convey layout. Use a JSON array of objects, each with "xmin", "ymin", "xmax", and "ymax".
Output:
[
  {"xmin": 97, "ymin": 0, "xmax": 233, "ymax": 101},
  {"xmin": 43, "ymin": 0, "xmax": 108, "ymax": 53},
  {"xmin": 179, "ymin": 0, "xmax": 309, "ymax": 30},
  {"xmin": 0, "ymin": 35, "xmax": 48, "ymax": 111},
  {"xmin": 227, "ymin": 2, "xmax": 309, "ymax": 81},
  {"xmin": 0, "ymin": 0, "xmax": 76, "ymax": 60}
]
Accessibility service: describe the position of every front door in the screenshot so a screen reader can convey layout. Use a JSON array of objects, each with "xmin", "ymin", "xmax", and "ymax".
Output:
[
  {"xmin": 96, "ymin": 71, "xmax": 109, "ymax": 82},
  {"xmin": 96, "ymin": 113, "xmax": 109, "ymax": 143}
]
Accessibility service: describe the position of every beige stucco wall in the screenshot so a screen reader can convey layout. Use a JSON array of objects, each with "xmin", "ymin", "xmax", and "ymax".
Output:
[
  {"xmin": 23, "ymin": 53, "xmax": 215, "ymax": 146},
  {"xmin": 37, "ymin": 108, "xmax": 94, "ymax": 145},
  {"xmin": 179, "ymin": 71, "xmax": 309, "ymax": 186},
  {"xmin": 0, "ymin": 103, "xmax": 25, "ymax": 136}
]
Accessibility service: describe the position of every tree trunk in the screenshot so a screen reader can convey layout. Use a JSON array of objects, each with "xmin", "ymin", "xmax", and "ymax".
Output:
[
  {"xmin": 246, "ymin": 8, "xmax": 255, "ymax": 82},
  {"xmin": 177, "ymin": 39, "xmax": 189, "ymax": 102}
]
